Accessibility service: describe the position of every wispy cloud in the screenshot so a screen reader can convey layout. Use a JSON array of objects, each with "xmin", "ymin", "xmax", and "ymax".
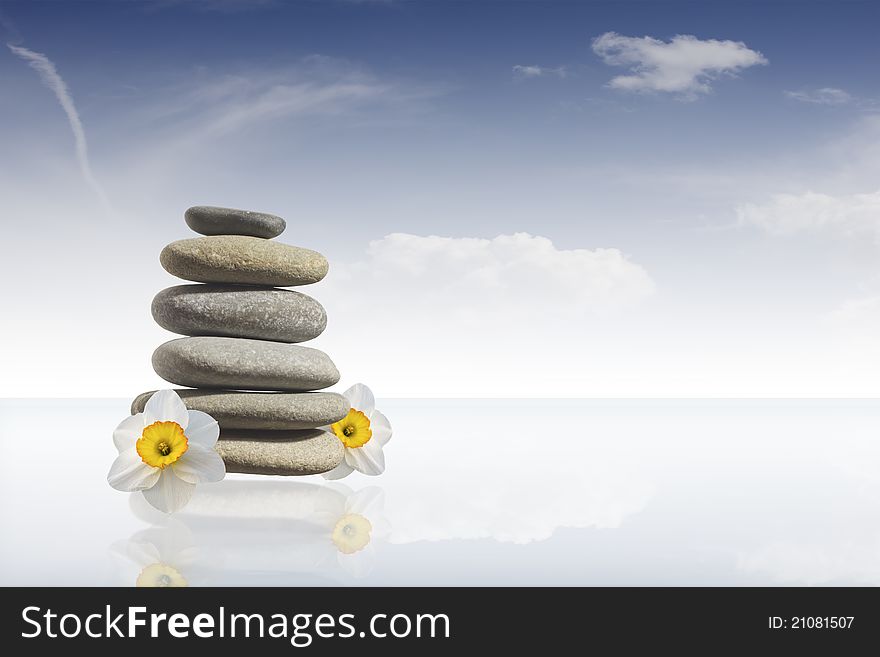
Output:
[
  {"xmin": 8, "ymin": 44, "xmax": 112, "ymax": 214},
  {"xmin": 512, "ymin": 64, "xmax": 567, "ymax": 79},
  {"xmin": 737, "ymin": 189, "xmax": 880, "ymax": 238},
  {"xmin": 200, "ymin": 79, "xmax": 390, "ymax": 136},
  {"xmin": 591, "ymin": 32, "xmax": 767, "ymax": 99},
  {"xmin": 785, "ymin": 87, "xmax": 853, "ymax": 105},
  {"xmin": 131, "ymin": 56, "xmax": 442, "ymax": 142}
]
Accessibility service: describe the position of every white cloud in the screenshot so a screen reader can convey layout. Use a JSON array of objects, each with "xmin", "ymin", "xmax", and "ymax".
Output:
[
  {"xmin": 737, "ymin": 189, "xmax": 880, "ymax": 237},
  {"xmin": 315, "ymin": 232, "xmax": 655, "ymax": 397},
  {"xmin": 8, "ymin": 44, "xmax": 112, "ymax": 214},
  {"xmin": 591, "ymin": 31, "xmax": 767, "ymax": 98},
  {"xmin": 326, "ymin": 232, "xmax": 655, "ymax": 317},
  {"xmin": 512, "ymin": 64, "xmax": 567, "ymax": 79},
  {"xmin": 784, "ymin": 87, "xmax": 852, "ymax": 105}
]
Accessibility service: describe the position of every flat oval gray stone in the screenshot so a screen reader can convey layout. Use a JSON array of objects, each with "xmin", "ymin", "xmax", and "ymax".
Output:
[
  {"xmin": 185, "ymin": 206, "xmax": 286, "ymax": 239},
  {"xmin": 160, "ymin": 236, "xmax": 328, "ymax": 287},
  {"xmin": 216, "ymin": 429, "xmax": 344, "ymax": 475},
  {"xmin": 152, "ymin": 284, "xmax": 327, "ymax": 343},
  {"xmin": 131, "ymin": 389, "xmax": 349, "ymax": 430},
  {"xmin": 152, "ymin": 337, "xmax": 340, "ymax": 391}
]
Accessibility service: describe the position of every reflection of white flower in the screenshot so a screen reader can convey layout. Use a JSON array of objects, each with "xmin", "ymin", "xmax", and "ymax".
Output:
[
  {"xmin": 329, "ymin": 486, "xmax": 391, "ymax": 578},
  {"xmin": 112, "ymin": 521, "xmax": 201, "ymax": 587},
  {"xmin": 108, "ymin": 389, "xmax": 226, "ymax": 513},
  {"xmin": 323, "ymin": 384, "xmax": 392, "ymax": 479}
]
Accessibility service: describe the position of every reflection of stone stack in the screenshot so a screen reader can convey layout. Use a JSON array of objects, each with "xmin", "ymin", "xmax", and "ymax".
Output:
[{"xmin": 132, "ymin": 206, "xmax": 349, "ymax": 476}]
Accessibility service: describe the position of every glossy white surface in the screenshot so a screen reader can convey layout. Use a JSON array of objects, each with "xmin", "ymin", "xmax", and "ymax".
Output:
[{"xmin": 1, "ymin": 399, "xmax": 878, "ymax": 586}]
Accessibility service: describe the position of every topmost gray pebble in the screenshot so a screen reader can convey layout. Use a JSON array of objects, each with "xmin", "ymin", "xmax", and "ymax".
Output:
[{"xmin": 185, "ymin": 206, "xmax": 286, "ymax": 239}]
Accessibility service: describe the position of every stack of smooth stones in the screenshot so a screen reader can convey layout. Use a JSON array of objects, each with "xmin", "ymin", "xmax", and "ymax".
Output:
[{"xmin": 131, "ymin": 206, "xmax": 349, "ymax": 476}]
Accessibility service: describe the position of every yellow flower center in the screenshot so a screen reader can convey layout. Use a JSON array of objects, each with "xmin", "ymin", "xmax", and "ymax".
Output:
[
  {"xmin": 136, "ymin": 563, "xmax": 188, "ymax": 588},
  {"xmin": 331, "ymin": 409, "xmax": 372, "ymax": 449},
  {"xmin": 136, "ymin": 421, "xmax": 189, "ymax": 469},
  {"xmin": 332, "ymin": 514, "xmax": 373, "ymax": 554}
]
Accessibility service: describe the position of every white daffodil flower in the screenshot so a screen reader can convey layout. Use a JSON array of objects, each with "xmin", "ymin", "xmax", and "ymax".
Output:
[
  {"xmin": 322, "ymin": 384, "xmax": 392, "ymax": 480},
  {"xmin": 108, "ymin": 389, "xmax": 226, "ymax": 513}
]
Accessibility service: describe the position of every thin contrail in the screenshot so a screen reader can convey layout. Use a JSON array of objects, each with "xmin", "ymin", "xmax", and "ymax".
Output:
[{"xmin": 8, "ymin": 44, "xmax": 113, "ymax": 215}]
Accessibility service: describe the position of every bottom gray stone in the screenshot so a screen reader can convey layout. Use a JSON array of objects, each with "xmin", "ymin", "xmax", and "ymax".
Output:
[{"xmin": 216, "ymin": 429, "xmax": 343, "ymax": 476}]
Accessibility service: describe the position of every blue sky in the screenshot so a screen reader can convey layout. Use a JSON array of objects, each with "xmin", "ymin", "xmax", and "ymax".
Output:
[{"xmin": 2, "ymin": 0, "xmax": 880, "ymax": 397}]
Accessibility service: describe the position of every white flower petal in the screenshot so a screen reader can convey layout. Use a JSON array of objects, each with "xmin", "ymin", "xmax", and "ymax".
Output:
[
  {"xmin": 141, "ymin": 470, "xmax": 196, "ymax": 513},
  {"xmin": 322, "ymin": 460, "xmax": 355, "ymax": 480},
  {"xmin": 108, "ymin": 449, "xmax": 160, "ymax": 492},
  {"xmin": 171, "ymin": 444, "xmax": 226, "ymax": 484},
  {"xmin": 370, "ymin": 410, "xmax": 392, "ymax": 446},
  {"xmin": 184, "ymin": 410, "xmax": 220, "ymax": 447},
  {"xmin": 344, "ymin": 383, "xmax": 375, "ymax": 416},
  {"xmin": 113, "ymin": 413, "xmax": 145, "ymax": 453},
  {"xmin": 346, "ymin": 486, "xmax": 385, "ymax": 516},
  {"xmin": 143, "ymin": 390, "xmax": 189, "ymax": 429},
  {"xmin": 344, "ymin": 439, "xmax": 385, "ymax": 476}
]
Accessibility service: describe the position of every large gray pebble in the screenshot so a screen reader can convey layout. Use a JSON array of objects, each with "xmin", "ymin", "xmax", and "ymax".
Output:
[
  {"xmin": 185, "ymin": 206, "xmax": 286, "ymax": 239},
  {"xmin": 152, "ymin": 337, "xmax": 340, "ymax": 391},
  {"xmin": 215, "ymin": 429, "xmax": 344, "ymax": 476},
  {"xmin": 152, "ymin": 284, "xmax": 327, "ymax": 343},
  {"xmin": 160, "ymin": 236, "xmax": 328, "ymax": 287},
  {"xmin": 131, "ymin": 389, "xmax": 349, "ymax": 430}
]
